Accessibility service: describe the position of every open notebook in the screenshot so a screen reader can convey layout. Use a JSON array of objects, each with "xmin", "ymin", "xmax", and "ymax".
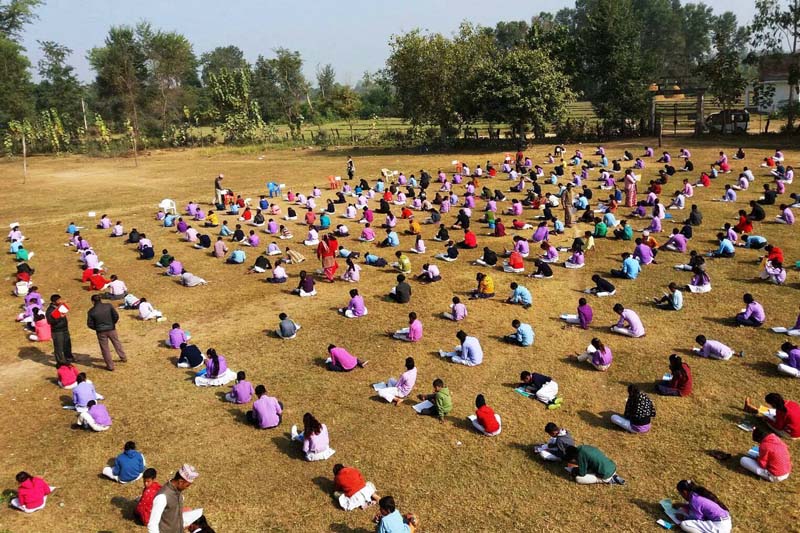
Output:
[{"xmin": 412, "ymin": 400, "xmax": 433, "ymax": 413}]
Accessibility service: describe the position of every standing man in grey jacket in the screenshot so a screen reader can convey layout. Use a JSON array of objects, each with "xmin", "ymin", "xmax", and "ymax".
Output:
[{"xmin": 87, "ymin": 294, "xmax": 127, "ymax": 370}]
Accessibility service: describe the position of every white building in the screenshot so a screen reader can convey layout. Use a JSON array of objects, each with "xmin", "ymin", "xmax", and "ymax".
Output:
[{"xmin": 744, "ymin": 54, "xmax": 800, "ymax": 113}]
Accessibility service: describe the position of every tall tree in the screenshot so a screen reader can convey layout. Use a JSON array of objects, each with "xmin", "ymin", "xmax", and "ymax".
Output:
[
  {"xmin": 0, "ymin": 0, "xmax": 42, "ymax": 39},
  {"xmin": 88, "ymin": 25, "xmax": 148, "ymax": 137},
  {"xmin": 199, "ymin": 45, "xmax": 248, "ymax": 86},
  {"xmin": 0, "ymin": 36, "xmax": 32, "ymax": 125},
  {"xmin": 34, "ymin": 41, "xmax": 84, "ymax": 122},
  {"xmin": 493, "ymin": 20, "xmax": 528, "ymax": 50},
  {"xmin": 703, "ymin": 12, "xmax": 748, "ymax": 131},
  {"xmin": 139, "ymin": 25, "xmax": 199, "ymax": 131},
  {"xmin": 331, "ymin": 84, "xmax": 361, "ymax": 141},
  {"xmin": 354, "ymin": 71, "xmax": 394, "ymax": 118},
  {"xmin": 578, "ymin": 0, "xmax": 649, "ymax": 130},
  {"xmin": 315, "ymin": 63, "xmax": 336, "ymax": 118},
  {"xmin": 749, "ymin": 0, "xmax": 800, "ymax": 129},
  {"xmin": 206, "ymin": 67, "xmax": 265, "ymax": 143},
  {"xmin": 475, "ymin": 47, "xmax": 575, "ymax": 140},
  {"xmin": 251, "ymin": 48, "xmax": 309, "ymax": 135}
]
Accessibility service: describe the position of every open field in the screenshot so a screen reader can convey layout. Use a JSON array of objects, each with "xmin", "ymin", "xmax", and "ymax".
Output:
[{"xmin": 0, "ymin": 139, "xmax": 798, "ymax": 532}]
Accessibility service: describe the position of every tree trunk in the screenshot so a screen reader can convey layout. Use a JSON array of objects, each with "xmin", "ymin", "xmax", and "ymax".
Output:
[
  {"xmin": 764, "ymin": 117, "xmax": 771, "ymax": 134},
  {"xmin": 21, "ymin": 131, "xmax": 27, "ymax": 183}
]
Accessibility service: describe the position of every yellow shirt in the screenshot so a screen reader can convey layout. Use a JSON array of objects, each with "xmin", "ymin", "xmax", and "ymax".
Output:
[
  {"xmin": 410, "ymin": 220, "xmax": 421, "ymax": 234},
  {"xmin": 207, "ymin": 212, "xmax": 219, "ymax": 225},
  {"xmin": 480, "ymin": 275, "xmax": 494, "ymax": 294}
]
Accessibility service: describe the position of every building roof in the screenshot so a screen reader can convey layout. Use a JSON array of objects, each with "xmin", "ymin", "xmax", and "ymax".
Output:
[{"xmin": 759, "ymin": 53, "xmax": 800, "ymax": 82}]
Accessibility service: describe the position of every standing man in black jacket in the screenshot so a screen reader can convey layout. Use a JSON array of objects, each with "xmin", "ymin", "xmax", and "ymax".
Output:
[
  {"xmin": 87, "ymin": 294, "xmax": 127, "ymax": 371},
  {"xmin": 46, "ymin": 294, "xmax": 73, "ymax": 364}
]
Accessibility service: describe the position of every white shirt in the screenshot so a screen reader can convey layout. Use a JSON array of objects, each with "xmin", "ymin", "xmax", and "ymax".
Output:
[
  {"xmin": 147, "ymin": 493, "xmax": 167, "ymax": 533},
  {"xmin": 107, "ymin": 279, "xmax": 127, "ymax": 295}
]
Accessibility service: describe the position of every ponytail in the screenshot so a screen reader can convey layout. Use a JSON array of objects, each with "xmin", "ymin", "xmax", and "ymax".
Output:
[{"xmin": 677, "ymin": 480, "xmax": 728, "ymax": 511}]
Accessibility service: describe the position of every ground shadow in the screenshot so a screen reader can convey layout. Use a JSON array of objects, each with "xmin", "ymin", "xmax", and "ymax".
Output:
[
  {"xmin": 671, "ymin": 347, "xmax": 696, "ymax": 357},
  {"xmin": 450, "ymin": 416, "xmax": 475, "ymax": 432},
  {"xmin": 313, "ymin": 357, "xmax": 330, "ymax": 369},
  {"xmin": 311, "ymin": 476, "xmax": 337, "ymax": 506},
  {"xmin": 329, "ymin": 523, "xmax": 373, "ymax": 533},
  {"xmin": 616, "ymin": 380, "xmax": 657, "ymax": 393},
  {"xmin": 705, "ymin": 450, "xmax": 743, "ymax": 475},
  {"xmin": 743, "ymin": 360, "xmax": 777, "ymax": 377},
  {"xmin": 577, "ymin": 409, "xmax": 616, "ymax": 430},
  {"xmin": 270, "ymin": 435, "xmax": 305, "ymax": 460},
  {"xmin": 631, "ymin": 498, "xmax": 665, "ymax": 522},
  {"xmin": 560, "ymin": 356, "xmax": 586, "ymax": 369},
  {"xmin": 17, "ymin": 346, "xmax": 51, "ymax": 367},
  {"xmin": 109, "ymin": 495, "xmax": 137, "ymax": 521},
  {"xmin": 702, "ymin": 316, "xmax": 735, "ymax": 326}
]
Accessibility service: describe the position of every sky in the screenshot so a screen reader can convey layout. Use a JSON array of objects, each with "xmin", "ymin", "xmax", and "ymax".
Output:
[{"xmin": 20, "ymin": 0, "xmax": 759, "ymax": 84}]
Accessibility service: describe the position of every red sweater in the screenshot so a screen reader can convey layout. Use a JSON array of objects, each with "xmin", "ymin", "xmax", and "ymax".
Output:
[
  {"xmin": 17, "ymin": 476, "xmax": 51, "ymax": 509},
  {"xmin": 774, "ymin": 401, "xmax": 800, "ymax": 438},
  {"xmin": 758, "ymin": 433, "xmax": 792, "ymax": 476},
  {"xmin": 464, "ymin": 231, "xmax": 477, "ymax": 248},
  {"xmin": 135, "ymin": 481, "xmax": 162, "ymax": 524},
  {"xmin": 57, "ymin": 365, "xmax": 79, "ymax": 387},
  {"xmin": 669, "ymin": 363, "xmax": 693, "ymax": 396},
  {"xmin": 334, "ymin": 467, "xmax": 366, "ymax": 497},
  {"xmin": 476, "ymin": 405, "xmax": 500, "ymax": 433},
  {"xmin": 89, "ymin": 274, "xmax": 110, "ymax": 291}
]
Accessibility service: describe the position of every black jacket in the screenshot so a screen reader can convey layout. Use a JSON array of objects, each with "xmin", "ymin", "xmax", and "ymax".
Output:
[
  {"xmin": 46, "ymin": 303, "xmax": 69, "ymax": 332},
  {"xmin": 87, "ymin": 302, "xmax": 119, "ymax": 332}
]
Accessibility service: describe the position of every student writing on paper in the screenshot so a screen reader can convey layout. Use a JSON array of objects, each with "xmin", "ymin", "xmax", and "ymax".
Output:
[
  {"xmin": 469, "ymin": 394, "xmax": 501, "ymax": 436},
  {"xmin": 375, "ymin": 357, "xmax": 417, "ymax": 405},
  {"xmin": 673, "ymin": 479, "xmax": 731, "ymax": 533},
  {"xmin": 656, "ymin": 355, "xmax": 693, "ymax": 396},
  {"xmin": 776, "ymin": 341, "xmax": 800, "ymax": 378},
  {"xmin": 290, "ymin": 413, "xmax": 335, "ymax": 461},
  {"xmin": 574, "ymin": 338, "xmax": 613, "ymax": 371},
  {"xmin": 439, "ymin": 330, "xmax": 483, "ymax": 366},
  {"xmin": 744, "ymin": 393, "xmax": 800, "ymax": 439},
  {"xmin": 416, "ymin": 379, "xmax": 452, "ymax": 422},
  {"xmin": 536, "ymin": 423, "xmax": 575, "ymax": 461},
  {"xmin": 332, "ymin": 463, "xmax": 380, "ymax": 511},
  {"xmin": 519, "ymin": 371, "xmax": 561, "ymax": 408},
  {"xmin": 391, "ymin": 312, "xmax": 423, "ymax": 342},
  {"xmin": 739, "ymin": 428, "xmax": 791, "ymax": 482},
  {"xmin": 563, "ymin": 445, "xmax": 625, "ymax": 485},
  {"xmin": 610, "ymin": 385, "xmax": 656, "ymax": 434}
]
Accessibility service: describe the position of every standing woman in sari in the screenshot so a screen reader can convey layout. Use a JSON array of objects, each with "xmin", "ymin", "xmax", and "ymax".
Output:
[
  {"xmin": 317, "ymin": 234, "xmax": 339, "ymax": 282},
  {"xmin": 624, "ymin": 169, "xmax": 638, "ymax": 207}
]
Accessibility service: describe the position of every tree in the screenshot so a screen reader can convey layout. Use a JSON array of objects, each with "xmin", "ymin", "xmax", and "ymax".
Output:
[
  {"xmin": 199, "ymin": 45, "xmax": 248, "ymax": 86},
  {"xmin": 354, "ymin": 71, "xmax": 394, "ymax": 118},
  {"xmin": 475, "ymin": 47, "xmax": 575, "ymax": 140},
  {"xmin": 315, "ymin": 63, "xmax": 337, "ymax": 119},
  {"xmin": 34, "ymin": 41, "xmax": 84, "ymax": 122},
  {"xmin": 578, "ymin": 0, "xmax": 649, "ymax": 130},
  {"xmin": 703, "ymin": 13, "xmax": 748, "ymax": 132},
  {"xmin": 206, "ymin": 67, "xmax": 266, "ymax": 143},
  {"xmin": 749, "ymin": 0, "xmax": 800, "ymax": 129},
  {"xmin": 493, "ymin": 20, "xmax": 528, "ymax": 50},
  {"xmin": 331, "ymin": 84, "xmax": 361, "ymax": 141},
  {"xmin": 139, "ymin": 26, "xmax": 199, "ymax": 131},
  {"xmin": 0, "ymin": 35, "xmax": 32, "ymax": 126},
  {"xmin": 252, "ymin": 48, "xmax": 309, "ymax": 135},
  {"xmin": 0, "ymin": 0, "xmax": 42, "ymax": 39},
  {"xmin": 88, "ymin": 25, "xmax": 148, "ymax": 146}
]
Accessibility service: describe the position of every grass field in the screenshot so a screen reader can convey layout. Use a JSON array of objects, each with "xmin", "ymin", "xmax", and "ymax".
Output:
[{"xmin": 0, "ymin": 139, "xmax": 798, "ymax": 532}]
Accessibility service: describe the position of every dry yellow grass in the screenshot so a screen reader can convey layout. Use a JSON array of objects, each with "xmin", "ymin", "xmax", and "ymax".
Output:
[{"xmin": 0, "ymin": 140, "xmax": 798, "ymax": 533}]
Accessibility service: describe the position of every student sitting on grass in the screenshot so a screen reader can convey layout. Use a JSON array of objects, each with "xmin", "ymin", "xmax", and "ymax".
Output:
[
  {"xmin": 672, "ymin": 479, "xmax": 731, "ymax": 533},
  {"xmin": 376, "ymin": 357, "xmax": 418, "ymax": 405},
  {"xmin": 504, "ymin": 319, "xmax": 534, "ymax": 346},
  {"xmin": 693, "ymin": 335, "xmax": 740, "ymax": 360},
  {"xmin": 417, "ymin": 378, "xmax": 452, "ymax": 422},
  {"xmin": 744, "ymin": 393, "xmax": 800, "ymax": 439},
  {"xmin": 443, "ymin": 296, "xmax": 467, "ymax": 321},
  {"xmin": 326, "ymin": 344, "xmax": 368, "ymax": 371},
  {"xmin": 225, "ymin": 371, "xmax": 255, "ymax": 404},
  {"xmin": 75, "ymin": 399, "xmax": 112, "ymax": 431},
  {"xmin": 194, "ymin": 349, "xmax": 236, "ymax": 386},
  {"xmin": 373, "ymin": 495, "xmax": 419, "ymax": 533},
  {"xmin": 101, "ymin": 441, "xmax": 145, "ymax": 483},
  {"xmin": 653, "ymin": 282, "xmax": 683, "ymax": 310},
  {"xmin": 560, "ymin": 298, "xmax": 593, "ymax": 329},
  {"xmin": 506, "ymin": 282, "xmax": 532, "ymax": 309},
  {"xmin": 777, "ymin": 341, "xmax": 800, "ymax": 377},
  {"xmin": 610, "ymin": 385, "xmax": 656, "ymax": 434},
  {"xmin": 574, "ymin": 338, "xmax": 613, "ymax": 371},
  {"xmin": 134, "ymin": 468, "xmax": 161, "ymax": 526},
  {"xmin": 292, "ymin": 270, "xmax": 316, "ymax": 297},
  {"xmin": 563, "ymin": 445, "xmax": 625, "ymax": 485},
  {"xmin": 10, "ymin": 472, "xmax": 55, "ymax": 513},
  {"xmin": 290, "ymin": 412, "xmax": 335, "ymax": 461},
  {"xmin": 332, "ymin": 463, "xmax": 380, "ymax": 511},
  {"xmin": 439, "ymin": 330, "xmax": 483, "ymax": 366},
  {"xmin": 391, "ymin": 312, "xmax": 423, "ymax": 342},
  {"xmin": 584, "ymin": 274, "xmax": 615, "ymax": 296},
  {"xmin": 735, "ymin": 293, "xmax": 765, "ymax": 327},
  {"xmin": 656, "ymin": 354, "xmax": 692, "ymax": 396},
  {"xmin": 610, "ymin": 303, "xmax": 646, "ymax": 337},
  {"xmin": 246, "ymin": 385, "xmax": 283, "ymax": 429},
  {"xmin": 535, "ymin": 423, "xmax": 575, "ymax": 461},
  {"xmin": 340, "ymin": 288, "xmax": 368, "ymax": 318},
  {"xmin": 469, "ymin": 394, "xmax": 501, "ymax": 436},
  {"xmin": 739, "ymin": 427, "xmax": 791, "ymax": 482},
  {"xmin": 519, "ymin": 371, "xmax": 561, "ymax": 408},
  {"xmin": 177, "ymin": 343, "xmax": 204, "ymax": 368}
]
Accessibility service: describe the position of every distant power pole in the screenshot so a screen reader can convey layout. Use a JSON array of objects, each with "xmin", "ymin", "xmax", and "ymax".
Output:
[{"xmin": 81, "ymin": 98, "xmax": 89, "ymax": 131}]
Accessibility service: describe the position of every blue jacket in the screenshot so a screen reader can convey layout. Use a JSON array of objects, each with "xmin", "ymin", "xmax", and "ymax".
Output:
[
  {"xmin": 622, "ymin": 257, "xmax": 641, "ymax": 279},
  {"xmin": 113, "ymin": 449, "xmax": 145, "ymax": 482}
]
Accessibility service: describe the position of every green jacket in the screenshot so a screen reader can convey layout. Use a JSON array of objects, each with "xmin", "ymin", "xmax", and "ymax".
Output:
[
  {"xmin": 435, "ymin": 387, "xmax": 452, "ymax": 418},
  {"xmin": 576, "ymin": 445, "xmax": 616, "ymax": 479}
]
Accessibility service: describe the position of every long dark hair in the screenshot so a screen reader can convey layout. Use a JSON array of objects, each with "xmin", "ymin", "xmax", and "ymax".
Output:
[
  {"xmin": 303, "ymin": 412, "xmax": 322, "ymax": 436},
  {"xmin": 676, "ymin": 480, "xmax": 728, "ymax": 511}
]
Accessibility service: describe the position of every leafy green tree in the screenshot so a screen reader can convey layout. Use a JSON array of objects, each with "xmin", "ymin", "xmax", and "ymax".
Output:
[
  {"xmin": 578, "ymin": 0, "xmax": 649, "ymax": 130},
  {"xmin": 475, "ymin": 47, "xmax": 575, "ymax": 140},
  {"xmin": 0, "ymin": 36, "xmax": 32, "ymax": 125},
  {"xmin": 331, "ymin": 84, "xmax": 361, "ymax": 140},
  {"xmin": 354, "ymin": 71, "xmax": 394, "ymax": 118},
  {"xmin": 0, "ymin": 0, "xmax": 42, "ymax": 39},
  {"xmin": 252, "ymin": 48, "xmax": 309, "ymax": 135},
  {"xmin": 34, "ymin": 41, "xmax": 84, "ymax": 122},
  {"xmin": 139, "ymin": 25, "xmax": 200, "ymax": 131},
  {"xmin": 703, "ymin": 12, "xmax": 748, "ymax": 131},
  {"xmin": 493, "ymin": 20, "xmax": 528, "ymax": 50},
  {"xmin": 199, "ymin": 45, "xmax": 248, "ymax": 86},
  {"xmin": 207, "ymin": 67, "xmax": 266, "ymax": 143},
  {"xmin": 88, "ymin": 25, "xmax": 148, "ymax": 136}
]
